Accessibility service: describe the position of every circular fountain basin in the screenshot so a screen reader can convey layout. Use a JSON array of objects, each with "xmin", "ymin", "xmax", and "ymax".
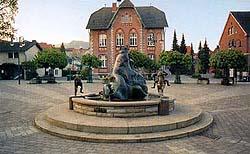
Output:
[{"xmin": 71, "ymin": 94, "xmax": 175, "ymax": 118}]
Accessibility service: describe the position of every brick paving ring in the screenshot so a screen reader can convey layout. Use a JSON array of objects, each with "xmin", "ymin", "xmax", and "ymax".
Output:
[{"xmin": 34, "ymin": 93, "xmax": 213, "ymax": 143}]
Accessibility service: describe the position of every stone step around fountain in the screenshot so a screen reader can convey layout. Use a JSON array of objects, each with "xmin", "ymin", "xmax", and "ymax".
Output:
[
  {"xmin": 35, "ymin": 110, "xmax": 213, "ymax": 143},
  {"xmin": 42, "ymin": 103, "xmax": 202, "ymax": 134}
]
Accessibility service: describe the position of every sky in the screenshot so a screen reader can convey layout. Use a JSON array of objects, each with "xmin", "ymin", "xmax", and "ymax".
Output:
[{"xmin": 15, "ymin": 0, "xmax": 250, "ymax": 52}]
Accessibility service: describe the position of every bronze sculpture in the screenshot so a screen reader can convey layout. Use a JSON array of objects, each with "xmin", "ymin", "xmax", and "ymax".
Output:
[
  {"xmin": 103, "ymin": 47, "xmax": 148, "ymax": 100},
  {"xmin": 74, "ymin": 75, "xmax": 83, "ymax": 96}
]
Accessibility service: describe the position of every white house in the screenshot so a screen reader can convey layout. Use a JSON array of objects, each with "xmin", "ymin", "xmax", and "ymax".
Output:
[{"xmin": 0, "ymin": 40, "xmax": 42, "ymax": 79}]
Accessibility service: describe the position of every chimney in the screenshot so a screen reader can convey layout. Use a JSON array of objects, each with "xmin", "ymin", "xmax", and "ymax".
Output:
[{"xmin": 112, "ymin": 3, "xmax": 117, "ymax": 12}]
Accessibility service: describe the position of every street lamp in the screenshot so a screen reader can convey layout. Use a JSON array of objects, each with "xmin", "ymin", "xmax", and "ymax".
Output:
[{"xmin": 10, "ymin": 36, "xmax": 25, "ymax": 85}]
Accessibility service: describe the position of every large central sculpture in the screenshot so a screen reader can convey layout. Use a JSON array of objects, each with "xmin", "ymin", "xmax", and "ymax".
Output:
[{"xmin": 103, "ymin": 47, "xmax": 148, "ymax": 101}]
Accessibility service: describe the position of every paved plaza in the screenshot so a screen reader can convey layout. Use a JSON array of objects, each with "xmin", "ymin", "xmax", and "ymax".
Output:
[{"xmin": 0, "ymin": 79, "xmax": 250, "ymax": 154}]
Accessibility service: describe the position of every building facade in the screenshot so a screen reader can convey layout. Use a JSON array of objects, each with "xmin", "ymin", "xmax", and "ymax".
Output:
[
  {"xmin": 86, "ymin": 0, "xmax": 168, "ymax": 77},
  {"xmin": 0, "ymin": 40, "xmax": 42, "ymax": 79},
  {"xmin": 219, "ymin": 11, "xmax": 250, "ymax": 71}
]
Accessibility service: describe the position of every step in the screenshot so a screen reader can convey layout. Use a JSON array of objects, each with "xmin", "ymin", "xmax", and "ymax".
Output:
[
  {"xmin": 44, "ymin": 103, "xmax": 202, "ymax": 134},
  {"xmin": 34, "ymin": 112, "xmax": 213, "ymax": 143}
]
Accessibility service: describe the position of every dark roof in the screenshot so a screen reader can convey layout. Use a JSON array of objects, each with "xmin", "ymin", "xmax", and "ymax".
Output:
[
  {"xmin": 231, "ymin": 11, "xmax": 250, "ymax": 35},
  {"xmin": 86, "ymin": 6, "xmax": 168, "ymax": 30},
  {"xmin": 136, "ymin": 7, "xmax": 168, "ymax": 28},
  {"xmin": 86, "ymin": 7, "xmax": 115, "ymax": 30},
  {"xmin": 0, "ymin": 40, "xmax": 42, "ymax": 52},
  {"xmin": 119, "ymin": 0, "xmax": 134, "ymax": 8}
]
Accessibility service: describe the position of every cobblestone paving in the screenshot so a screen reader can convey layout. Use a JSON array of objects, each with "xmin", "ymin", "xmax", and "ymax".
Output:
[{"xmin": 0, "ymin": 80, "xmax": 250, "ymax": 154}]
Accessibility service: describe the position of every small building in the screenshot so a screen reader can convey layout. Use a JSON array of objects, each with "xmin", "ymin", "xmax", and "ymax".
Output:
[
  {"xmin": 0, "ymin": 40, "xmax": 42, "ymax": 79},
  {"xmin": 86, "ymin": 0, "xmax": 168, "ymax": 77},
  {"xmin": 219, "ymin": 11, "xmax": 250, "ymax": 72}
]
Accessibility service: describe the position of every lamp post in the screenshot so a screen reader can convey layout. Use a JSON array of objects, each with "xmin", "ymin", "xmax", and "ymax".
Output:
[{"xmin": 10, "ymin": 36, "xmax": 25, "ymax": 85}]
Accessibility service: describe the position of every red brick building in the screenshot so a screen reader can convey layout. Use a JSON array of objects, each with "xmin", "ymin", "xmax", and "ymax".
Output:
[
  {"xmin": 219, "ymin": 11, "xmax": 250, "ymax": 70},
  {"xmin": 219, "ymin": 11, "xmax": 250, "ymax": 53},
  {"xmin": 86, "ymin": 0, "xmax": 168, "ymax": 77}
]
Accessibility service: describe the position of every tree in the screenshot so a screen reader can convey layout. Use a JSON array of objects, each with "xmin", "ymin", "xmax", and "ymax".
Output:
[
  {"xmin": 129, "ymin": 50, "xmax": 160, "ymax": 74},
  {"xmin": 21, "ymin": 60, "xmax": 38, "ymax": 80},
  {"xmin": 21, "ymin": 60, "xmax": 37, "ymax": 71},
  {"xmin": 160, "ymin": 51, "xmax": 192, "ymax": 84},
  {"xmin": 172, "ymin": 30, "xmax": 179, "ymax": 51},
  {"xmin": 190, "ymin": 43, "xmax": 195, "ymax": 74},
  {"xmin": 35, "ymin": 48, "xmax": 67, "ymax": 76},
  {"xmin": 0, "ymin": 0, "xmax": 18, "ymax": 40},
  {"xmin": 210, "ymin": 49, "xmax": 247, "ymax": 85},
  {"xmin": 198, "ymin": 40, "xmax": 210, "ymax": 74},
  {"xmin": 81, "ymin": 54, "xmax": 102, "ymax": 83},
  {"xmin": 60, "ymin": 43, "xmax": 66, "ymax": 53},
  {"xmin": 198, "ymin": 41, "xmax": 202, "ymax": 51},
  {"xmin": 179, "ymin": 34, "xmax": 187, "ymax": 54}
]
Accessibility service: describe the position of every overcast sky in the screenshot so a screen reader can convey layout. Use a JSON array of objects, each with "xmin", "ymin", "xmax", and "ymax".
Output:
[{"xmin": 15, "ymin": 0, "xmax": 250, "ymax": 52}]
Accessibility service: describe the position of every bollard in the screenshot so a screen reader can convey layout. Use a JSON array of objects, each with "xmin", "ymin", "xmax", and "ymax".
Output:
[
  {"xmin": 69, "ymin": 97, "xmax": 73, "ymax": 110},
  {"xmin": 158, "ymin": 97, "xmax": 169, "ymax": 115}
]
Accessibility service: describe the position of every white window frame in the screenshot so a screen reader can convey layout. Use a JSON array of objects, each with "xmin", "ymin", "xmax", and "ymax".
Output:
[
  {"xmin": 55, "ymin": 69, "xmax": 59, "ymax": 75},
  {"xmin": 99, "ymin": 34, "xmax": 107, "ymax": 47},
  {"xmin": 99, "ymin": 55, "xmax": 107, "ymax": 68},
  {"xmin": 129, "ymin": 33, "xmax": 137, "ymax": 46},
  {"xmin": 116, "ymin": 33, "xmax": 124, "ymax": 47},
  {"xmin": 148, "ymin": 54, "xmax": 155, "ymax": 60},
  {"xmin": 148, "ymin": 33, "xmax": 155, "ymax": 46}
]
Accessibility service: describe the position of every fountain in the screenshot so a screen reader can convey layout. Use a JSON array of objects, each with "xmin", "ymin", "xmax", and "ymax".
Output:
[{"xmin": 35, "ymin": 47, "xmax": 213, "ymax": 143}]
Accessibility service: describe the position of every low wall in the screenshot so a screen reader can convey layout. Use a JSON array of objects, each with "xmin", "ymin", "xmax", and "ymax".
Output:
[{"xmin": 71, "ymin": 97, "xmax": 175, "ymax": 118}]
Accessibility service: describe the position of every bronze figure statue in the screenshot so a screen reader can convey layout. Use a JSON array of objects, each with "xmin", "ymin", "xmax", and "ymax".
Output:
[
  {"xmin": 74, "ymin": 75, "xmax": 83, "ymax": 96},
  {"xmin": 103, "ymin": 47, "xmax": 148, "ymax": 101},
  {"xmin": 152, "ymin": 68, "xmax": 171, "ymax": 96}
]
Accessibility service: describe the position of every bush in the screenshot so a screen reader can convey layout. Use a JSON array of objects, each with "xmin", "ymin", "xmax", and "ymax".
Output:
[
  {"xmin": 26, "ymin": 71, "xmax": 38, "ymax": 80},
  {"xmin": 214, "ymin": 69, "xmax": 223, "ymax": 78},
  {"xmin": 62, "ymin": 69, "xmax": 69, "ymax": 77}
]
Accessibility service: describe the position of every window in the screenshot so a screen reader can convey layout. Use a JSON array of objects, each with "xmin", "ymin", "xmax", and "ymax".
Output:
[
  {"xmin": 238, "ymin": 40, "xmax": 241, "ymax": 47},
  {"xmin": 232, "ymin": 39, "xmax": 235, "ymax": 47},
  {"xmin": 129, "ymin": 33, "xmax": 137, "ymax": 46},
  {"xmin": 148, "ymin": 33, "xmax": 155, "ymax": 46},
  {"xmin": 8, "ymin": 53, "xmax": 13, "ymax": 58},
  {"xmin": 116, "ymin": 33, "xmax": 124, "ymax": 47},
  {"xmin": 14, "ymin": 52, "xmax": 19, "ymax": 58},
  {"xmin": 8, "ymin": 53, "xmax": 18, "ymax": 59},
  {"xmin": 233, "ymin": 27, "xmax": 237, "ymax": 34},
  {"xmin": 228, "ymin": 40, "xmax": 231, "ymax": 48},
  {"xmin": 228, "ymin": 40, "xmax": 237, "ymax": 48},
  {"xmin": 228, "ymin": 26, "xmax": 237, "ymax": 35},
  {"xmin": 148, "ymin": 54, "xmax": 155, "ymax": 60},
  {"xmin": 121, "ymin": 14, "xmax": 132, "ymax": 23},
  {"xmin": 99, "ymin": 34, "xmax": 107, "ymax": 47},
  {"xmin": 55, "ymin": 69, "xmax": 58, "ymax": 75},
  {"xmin": 99, "ymin": 55, "xmax": 107, "ymax": 68}
]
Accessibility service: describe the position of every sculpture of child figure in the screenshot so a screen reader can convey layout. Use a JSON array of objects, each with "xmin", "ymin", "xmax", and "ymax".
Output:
[
  {"xmin": 102, "ymin": 76, "xmax": 117, "ymax": 100},
  {"xmin": 74, "ymin": 75, "xmax": 83, "ymax": 96}
]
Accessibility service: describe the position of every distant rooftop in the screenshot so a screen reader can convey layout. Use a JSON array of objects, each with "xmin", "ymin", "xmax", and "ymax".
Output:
[{"xmin": 0, "ymin": 40, "xmax": 42, "ymax": 52}]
